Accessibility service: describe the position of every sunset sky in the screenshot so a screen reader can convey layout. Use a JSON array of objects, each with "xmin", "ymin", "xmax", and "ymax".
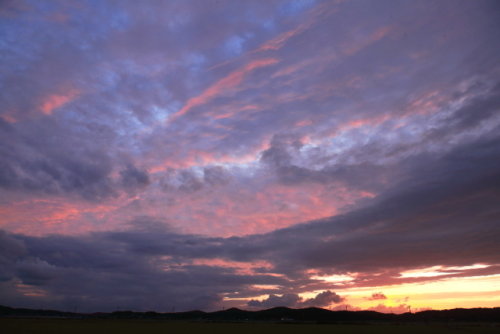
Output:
[{"xmin": 1, "ymin": 0, "xmax": 500, "ymax": 313}]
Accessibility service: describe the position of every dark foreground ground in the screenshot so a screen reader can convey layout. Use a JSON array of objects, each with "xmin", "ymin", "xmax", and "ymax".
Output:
[{"xmin": 1, "ymin": 319, "xmax": 499, "ymax": 334}]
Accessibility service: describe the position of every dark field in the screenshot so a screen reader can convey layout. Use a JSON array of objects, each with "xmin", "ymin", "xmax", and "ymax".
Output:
[{"xmin": 1, "ymin": 319, "xmax": 498, "ymax": 334}]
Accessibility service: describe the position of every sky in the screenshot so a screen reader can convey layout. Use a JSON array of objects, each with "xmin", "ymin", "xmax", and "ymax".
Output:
[{"xmin": 1, "ymin": 0, "xmax": 500, "ymax": 314}]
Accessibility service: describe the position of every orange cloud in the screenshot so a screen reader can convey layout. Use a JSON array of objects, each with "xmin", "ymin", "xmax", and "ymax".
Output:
[
  {"xmin": 40, "ymin": 88, "xmax": 79, "ymax": 115},
  {"xmin": 13, "ymin": 278, "xmax": 48, "ymax": 297}
]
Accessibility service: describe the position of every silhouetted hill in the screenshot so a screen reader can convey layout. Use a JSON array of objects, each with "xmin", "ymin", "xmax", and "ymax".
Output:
[
  {"xmin": 1, "ymin": 304, "xmax": 499, "ymax": 322},
  {"xmin": 0, "ymin": 305, "xmax": 75, "ymax": 318}
]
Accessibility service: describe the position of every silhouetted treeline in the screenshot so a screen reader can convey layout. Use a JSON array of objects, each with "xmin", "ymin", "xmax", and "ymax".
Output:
[{"xmin": 1, "ymin": 305, "xmax": 499, "ymax": 322}]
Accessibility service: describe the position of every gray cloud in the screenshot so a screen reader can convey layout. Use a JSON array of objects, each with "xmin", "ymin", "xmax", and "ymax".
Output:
[
  {"xmin": 301, "ymin": 290, "xmax": 345, "ymax": 307},
  {"xmin": 0, "ymin": 230, "xmax": 27, "ymax": 282},
  {"xmin": 15, "ymin": 259, "xmax": 61, "ymax": 286},
  {"xmin": 248, "ymin": 290, "xmax": 344, "ymax": 308},
  {"xmin": 120, "ymin": 164, "xmax": 150, "ymax": 195}
]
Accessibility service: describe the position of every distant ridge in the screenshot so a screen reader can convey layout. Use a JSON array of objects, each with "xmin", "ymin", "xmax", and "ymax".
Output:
[{"xmin": 1, "ymin": 305, "xmax": 500, "ymax": 322}]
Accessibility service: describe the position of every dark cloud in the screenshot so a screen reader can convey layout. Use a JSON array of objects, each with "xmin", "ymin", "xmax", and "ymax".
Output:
[
  {"xmin": 186, "ymin": 292, "xmax": 223, "ymax": 311},
  {"xmin": 177, "ymin": 170, "xmax": 205, "ymax": 194},
  {"xmin": 203, "ymin": 166, "xmax": 231, "ymax": 187},
  {"xmin": 256, "ymin": 130, "xmax": 500, "ymax": 275},
  {"xmin": 301, "ymin": 290, "xmax": 345, "ymax": 307},
  {"xmin": 248, "ymin": 290, "xmax": 344, "ymax": 308},
  {"xmin": 14, "ymin": 259, "xmax": 61, "ymax": 286},
  {"xmin": 0, "ymin": 229, "xmax": 26, "ymax": 260},
  {"xmin": 0, "ymin": 230, "xmax": 27, "ymax": 282},
  {"xmin": 248, "ymin": 293, "xmax": 302, "ymax": 308},
  {"xmin": 425, "ymin": 82, "xmax": 500, "ymax": 143},
  {"xmin": 120, "ymin": 164, "xmax": 150, "ymax": 195},
  {"xmin": 0, "ymin": 118, "xmax": 117, "ymax": 201}
]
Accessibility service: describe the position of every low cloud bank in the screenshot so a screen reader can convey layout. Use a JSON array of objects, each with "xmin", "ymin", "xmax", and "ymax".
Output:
[{"xmin": 248, "ymin": 291, "xmax": 345, "ymax": 308}]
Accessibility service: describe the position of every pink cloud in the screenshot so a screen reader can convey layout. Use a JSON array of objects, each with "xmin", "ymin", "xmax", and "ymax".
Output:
[
  {"xmin": 1, "ymin": 114, "xmax": 17, "ymax": 123},
  {"xmin": 39, "ymin": 88, "xmax": 79, "ymax": 115},
  {"xmin": 0, "ymin": 197, "xmax": 123, "ymax": 236},
  {"xmin": 255, "ymin": 25, "xmax": 307, "ymax": 52},
  {"xmin": 172, "ymin": 58, "xmax": 279, "ymax": 120}
]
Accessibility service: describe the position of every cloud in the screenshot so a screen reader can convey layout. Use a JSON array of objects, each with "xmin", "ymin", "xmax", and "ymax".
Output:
[
  {"xmin": 120, "ymin": 164, "xmax": 151, "ymax": 195},
  {"xmin": 365, "ymin": 292, "xmax": 387, "ymax": 301},
  {"xmin": 186, "ymin": 292, "xmax": 223, "ymax": 311},
  {"xmin": 14, "ymin": 259, "xmax": 60, "ymax": 286},
  {"xmin": 0, "ymin": 230, "xmax": 27, "ymax": 282},
  {"xmin": 248, "ymin": 290, "xmax": 345, "ymax": 308},
  {"xmin": 39, "ymin": 89, "xmax": 80, "ymax": 115},
  {"xmin": 301, "ymin": 290, "xmax": 345, "ymax": 307},
  {"xmin": 0, "ymin": 230, "xmax": 26, "ymax": 260},
  {"xmin": 248, "ymin": 293, "xmax": 302, "ymax": 308},
  {"xmin": 1, "ymin": 127, "xmax": 500, "ymax": 304},
  {"xmin": 171, "ymin": 58, "xmax": 279, "ymax": 120}
]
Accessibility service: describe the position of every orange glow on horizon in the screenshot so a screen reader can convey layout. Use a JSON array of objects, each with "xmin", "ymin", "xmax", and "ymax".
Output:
[{"xmin": 324, "ymin": 273, "xmax": 500, "ymax": 312}]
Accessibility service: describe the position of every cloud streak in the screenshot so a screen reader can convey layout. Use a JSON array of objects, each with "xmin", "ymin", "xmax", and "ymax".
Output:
[{"xmin": 172, "ymin": 58, "xmax": 279, "ymax": 120}]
